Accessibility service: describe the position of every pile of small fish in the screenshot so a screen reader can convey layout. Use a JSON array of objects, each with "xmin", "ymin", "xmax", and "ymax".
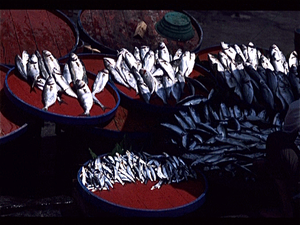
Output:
[
  {"xmin": 80, "ymin": 150, "xmax": 197, "ymax": 191},
  {"xmin": 103, "ymin": 42, "xmax": 198, "ymax": 104},
  {"xmin": 208, "ymin": 42, "xmax": 300, "ymax": 111},
  {"xmin": 15, "ymin": 50, "xmax": 109, "ymax": 115}
]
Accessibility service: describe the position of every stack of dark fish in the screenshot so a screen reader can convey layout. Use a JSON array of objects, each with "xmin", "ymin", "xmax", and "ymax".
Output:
[
  {"xmin": 161, "ymin": 42, "xmax": 300, "ymax": 180},
  {"xmin": 103, "ymin": 42, "xmax": 198, "ymax": 104},
  {"xmin": 15, "ymin": 50, "xmax": 109, "ymax": 115},
  {"xmin": 79, "ymin": 150, "xmax": 197, "ymax": 191}
]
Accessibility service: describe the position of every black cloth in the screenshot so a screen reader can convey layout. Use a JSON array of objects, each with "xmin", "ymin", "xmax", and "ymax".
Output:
[{"xmin": 266, "ymin": 131, "xmax": 300, "ymax": 181}]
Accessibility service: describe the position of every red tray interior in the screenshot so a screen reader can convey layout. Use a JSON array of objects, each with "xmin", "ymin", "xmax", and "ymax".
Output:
[
  {"xmin": 7, "ymin": 69, "xmax": 117, "ymax": 117},
  {"xmin": 91, "ymin": 173, "xmax": 206, "ymax": 210}
]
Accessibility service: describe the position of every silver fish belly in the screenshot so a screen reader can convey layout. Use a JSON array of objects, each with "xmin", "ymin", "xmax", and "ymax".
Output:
[
  {"xmin": 42, "ymin": 75, "xmax": 57, "ymax": 110},
  {"xmin": 75, "ymin": 79, "xmax": 94, "ymax": 116}
]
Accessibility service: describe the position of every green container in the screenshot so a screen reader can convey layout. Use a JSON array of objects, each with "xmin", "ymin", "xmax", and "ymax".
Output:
[{"xmin": 155, "ymin": 11, "xmax": 195, "ymax": 42}]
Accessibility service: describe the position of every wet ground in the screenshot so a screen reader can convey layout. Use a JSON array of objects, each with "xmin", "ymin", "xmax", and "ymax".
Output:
[{"xmin": 1, "ymin": 10, "xmax": 300, "ymax": 218}]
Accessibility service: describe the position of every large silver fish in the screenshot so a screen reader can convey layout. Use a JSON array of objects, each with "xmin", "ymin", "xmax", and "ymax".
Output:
[
  {"xmin": 52, "ymin": 68, "xmax": 77, "ymax": 98},
  {"xmin": 74, "ymin": 79, "xmax": 94, "ymax": 116},
  {"xmin": 157, "ymin": 42, "xmax": 170, "ymax": 62},
  {"xmin": 140, "ymin": 45, "xmax": 150, "ymax": 61},
  {"xmin": 92, "ymin": 69, "xmax": 109, "ymax": 95},
  {"xmin": 26, "ymin": 53, "xmax": 40, "ymax": 91},
  {"xmin": 42, "ymin": 50, "xmax": 61, "ymax": 75},
  {"xmin": 270, "ymin": 44, "xmax": 286, "ymax": 74},
  {"xmin": 132, "ymin": 67, "xmax": 151, "ymax": 103},
  {"xmin": 91, "ymin": 70, "xmax": 108, "ymax": 111},
  {"xmin": 35, "ymin": 50, "xmax": 49, "ymax": 80},
  {"xmin": 142, "ymin": 50, "xmax": 156, "ymax": 72},
  {"xmin": 104, "ymin": 57, "xmax": 130, "ymax": 88},
  {"xmin": 42, "ymin": 75, "xmax": 58, "ymax": 110},
  {"xmin": 246, "ymin": 42, "xmax": 260, "ymax": 70},
  {"xmin": 157, "ymin": 58, "xmax": 175, "ymax": 81},
  {"xmin": 15, "ymin": 50, "xmax": 29, "ymax": 80},
  {"xmin": 68, "ymin": 53, "xmax": 88, "ymax": 85},
  {"xmin": 139, "ymin": 68, "xmax": 157, "ymax": 94}
]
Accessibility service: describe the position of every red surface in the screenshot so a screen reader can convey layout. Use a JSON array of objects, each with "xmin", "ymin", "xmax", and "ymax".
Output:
[
  {"xmin": 0, "ymin": 66, "xmax": 27, "ymax": 137},
  {"xmin": 0, "ymin": 10, "xmax": 76, "ymax": 65},
  {"xmin": 6, "ymin": 69, "xmax": 117, "ymax": 117},
  {"xmin": 92, "ymin": 174, "xmax": 206, "ymax": 210}
]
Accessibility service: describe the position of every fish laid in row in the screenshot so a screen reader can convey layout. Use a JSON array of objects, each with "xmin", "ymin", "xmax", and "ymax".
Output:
[
  {"xmin": 103, "ymin": 42, "xmax": 204, "ymax": 104},
  {"xmin": 15, "ymin": 51, "xmax": 109, "ymax": 115},
  {"xmin": 79, "ymin": 150, "xmax": 197, "ymax": 192},
  {"xmin": 208, "ymin": 42, "xmax": 300, "ymax": 112}
]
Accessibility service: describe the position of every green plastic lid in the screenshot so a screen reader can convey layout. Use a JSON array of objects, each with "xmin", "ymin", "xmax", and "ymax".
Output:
[{"xmin": 155, "ymin": 11, "xmax": 194, "ymax": 42}]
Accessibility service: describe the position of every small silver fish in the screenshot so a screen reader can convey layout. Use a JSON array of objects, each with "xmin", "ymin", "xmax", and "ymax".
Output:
[{"xmin": 74, "ymin": 79, "xmax": 94, "ymax": 116}]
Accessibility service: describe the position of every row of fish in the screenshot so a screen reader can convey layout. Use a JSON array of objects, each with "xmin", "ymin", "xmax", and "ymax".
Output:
[
  {"xmin": 103, "ymin": 42, "xmax": 198, "ymax": 104},
  {"xmin": 80, "ymin": 150, "xmax": 197, "ymax": 192},
  {"xmin": 161, "ymin": 97, "xmax": 288, "ymax": 179},
  {"xmin": 15, "ymin": 50, "xmax": 109, "ymax": 115},
  {"xmin": 208, "ymin": 42, "xmax": 300, "ymax": 112}
]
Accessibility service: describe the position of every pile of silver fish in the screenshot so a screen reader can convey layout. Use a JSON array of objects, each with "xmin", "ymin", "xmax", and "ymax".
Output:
[
  {"xmin": 15, "ymin": 50, "xmax": 108, "ymax": 115},
  {"xmin": 103, "ymin": 42, "xmax": 198, "ymax": 104},
  {"xmin": 161, "ymin": 42, "xmax": 300, "ymax": 180},
  {"xmin": 79, "ymin": 150, "xmax": 197, "ymax": 191},
  {"xmin": 208, "ymin": 42, "xmax": 300, "ymax": 111}
]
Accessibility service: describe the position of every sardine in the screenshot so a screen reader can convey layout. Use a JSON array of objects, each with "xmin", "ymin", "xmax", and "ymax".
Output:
[
  {"xmin": 62, "ymin": 63, "xmax": 73, "ymax": 84},
  {"xmin": 74, "ymin": 79, "xmax": 93, "ymax": 116}
]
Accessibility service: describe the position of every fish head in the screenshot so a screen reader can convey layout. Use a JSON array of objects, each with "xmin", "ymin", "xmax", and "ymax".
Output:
[
  {"xmin": 158, "ymin": 42, "xmax": 166, "ymax": 49},
  {"xmin": 70, "ymin": 53, "xmax": 78, "ymax": 61},
  {"xmin": 29, "ymin": 54, "xmax": 38, "ymax": 64},
  {"xmin": 42, "ymin": 50, "xmax": 53, "ymax": 58},
  {"xmin": 220, "ymin": 41, "xmax": 230, "ymax": 50},
  {"xmin": 74, "ymin": 79, "xmax": 85, "ymax": 89}
]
